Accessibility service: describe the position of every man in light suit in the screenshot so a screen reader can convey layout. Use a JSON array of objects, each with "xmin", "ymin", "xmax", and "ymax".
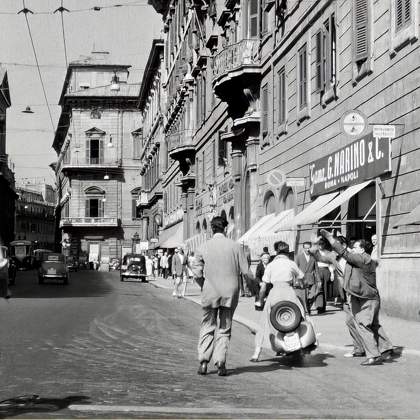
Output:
[
  {"xmin": 192, "ymin": 216, "xmax": 253, "ymax": 376},
  {"xmin": 171, "ymin": 247, "xmax": 185, "ymax": 297}
]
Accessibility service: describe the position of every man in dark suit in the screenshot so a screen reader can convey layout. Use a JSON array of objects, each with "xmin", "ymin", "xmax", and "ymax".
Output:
[{"xmin": 295, "ymin": 241, "xmax": 318, "ymax": 313}]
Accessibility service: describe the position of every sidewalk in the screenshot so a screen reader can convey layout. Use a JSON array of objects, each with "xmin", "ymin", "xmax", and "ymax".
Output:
[{"xmin": 149, "ymin": 276, "xmax": 420, "ymax": 357}]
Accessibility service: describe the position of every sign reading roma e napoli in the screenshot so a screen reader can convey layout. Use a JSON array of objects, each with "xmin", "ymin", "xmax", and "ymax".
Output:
[{"xmin": 309, "ymin": 132, "xmax": 391, "ymax": 197}]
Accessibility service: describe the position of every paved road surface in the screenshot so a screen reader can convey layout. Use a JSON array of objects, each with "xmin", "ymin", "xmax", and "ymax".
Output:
[{"xmin": 0, "ymin": 270, "xmax": 419, "ymax": 418}]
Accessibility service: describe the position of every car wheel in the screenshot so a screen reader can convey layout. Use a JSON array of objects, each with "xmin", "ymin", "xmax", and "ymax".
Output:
[{"xmin": 270, "ymin": 301, "xmax": 302, "ymax": 333}]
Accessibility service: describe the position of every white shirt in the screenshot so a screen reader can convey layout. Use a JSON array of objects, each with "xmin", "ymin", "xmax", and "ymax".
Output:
[{"xmin": 262, "ymin": 254, "xmax": 304, "ymax": 284}]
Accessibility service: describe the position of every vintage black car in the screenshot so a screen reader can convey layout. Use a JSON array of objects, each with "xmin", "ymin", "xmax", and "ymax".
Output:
[
  {"xmin": 120, "ymin": 253, "xmax": 147, "ymax": 282},
  {"xmin": 38, "ymin": 253, "xmax": 69, "ymax": 285}
]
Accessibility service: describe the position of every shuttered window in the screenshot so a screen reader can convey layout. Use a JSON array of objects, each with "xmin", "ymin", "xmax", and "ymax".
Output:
[
  {"xmin": 85, "ymin": 198, "xmax": 103, "ymax": 218},
  {"xmin": 249, "ymin": 0, "xmax": 259, "ymax": 38},
  {"xmin": 298, "ymin": 44, "xmax": 307, "ymax": 110},
  {"xmin": 261, "ymin": 84, "xmax": 269, "ymax": 134},
  {"xmin": 315, "ymin": 30, "xmax": 324, "ymax": 92},
  {"xmin": 353, "ymin": 0, "xmax": 369, "ymax": 63},
  {"xmin": 278, "ymin": 67, "xmax": 286, "ymax": 124},
  {"xmin": 218, "ymin": 130, "xmax": 227, "ymax": 166},
  {"xmin": 396, "ymin": 0, "xmax": 412, "ymax": 31}
]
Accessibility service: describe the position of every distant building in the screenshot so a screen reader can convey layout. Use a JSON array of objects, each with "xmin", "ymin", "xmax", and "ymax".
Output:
[
  {"xmin": 53, "ymin": 51, "xmax": 142, "ymax": 262},
  {"xmin": 15, "ymin": 186, "xmax": 55, "ymax": 249},
  {"xmin": 0, "ymin": 66, "xmax": 16, "ymax": 246}
]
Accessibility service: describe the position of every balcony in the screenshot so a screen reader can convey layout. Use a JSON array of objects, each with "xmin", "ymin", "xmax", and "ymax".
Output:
[
  {"xmin": 167, "ymin": 129, "xmax": 195, "ymax": 162},
  {"xmin": 60, "ymin": 217, "xmax": 119, "ymax": 228},
  {"xmin": 61, "ymin": 157, "xmax": 122, "ymax": 174},
  {"xmin": 212, "ymin": 39, "xmax": 261, "ymax": 106}
]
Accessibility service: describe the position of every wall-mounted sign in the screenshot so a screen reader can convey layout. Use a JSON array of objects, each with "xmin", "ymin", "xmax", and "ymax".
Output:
[
  {"xmin": 309, "ymin": 133, "xmax": 391, "ymax": 197},
  {"xmin": 266, "ymin": 169, "xmax": 286, "ymax": 188},
  {"xmin": 341, "ymin": 110, "xmax": 367, "ymax": 137},
  {"xmin": 373, "ymin": 124, "xmax": 396, "ymax": 139}
]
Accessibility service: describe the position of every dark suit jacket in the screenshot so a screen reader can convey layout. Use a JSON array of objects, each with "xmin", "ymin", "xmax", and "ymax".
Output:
[{"xmin": 295, "ymin": 252, "xmax": 318, "ymax": 287}]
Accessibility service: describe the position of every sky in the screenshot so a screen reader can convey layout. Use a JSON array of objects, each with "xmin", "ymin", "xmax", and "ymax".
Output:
[{"xmin": 0, "ymin": 0, "xmax": 162, "ymax": 186}]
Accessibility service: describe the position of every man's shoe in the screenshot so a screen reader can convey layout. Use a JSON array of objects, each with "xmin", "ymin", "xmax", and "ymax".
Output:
[
  {"xmin": 217, "ymin": 362, "xmax": 227, "ymax": 376},
  {"xmin": 361, "ymin": 356, "xmax": 383, "ymax": 366},
  {"xmin": 197, "ymin": 361, "xmax": 207, "ymax": 375},
  {"xmin": 381, "ymin": 349, "xmax": 395, "ymax": 360},
  {"xmin": 344, "ymin": 351, "xmax": 366, "ymax": 358}
]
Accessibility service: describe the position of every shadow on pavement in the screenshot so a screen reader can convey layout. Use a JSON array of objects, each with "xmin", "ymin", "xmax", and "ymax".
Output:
[
  {"xmin": 383, "ymin": 346, "xmax": 404, "ymax": 363},
  {"xmin": 0, "ymin": 395, "xmax": 90, "ymax": 418},
  {"xmin": 228, "ymin": 352, "xmax": 334, "ymax": 376}
]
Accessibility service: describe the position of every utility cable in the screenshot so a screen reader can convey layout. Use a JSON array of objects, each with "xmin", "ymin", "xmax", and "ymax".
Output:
[
  {"xmin": 18, "ymin": 0, "xmax": 56, "ymax": 133},
  {"xmin": 54, "ymin": 0, "xmax": 69, "ymax": 67}
]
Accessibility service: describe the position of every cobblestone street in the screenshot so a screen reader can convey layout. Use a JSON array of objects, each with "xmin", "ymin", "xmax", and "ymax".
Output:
[{"xmin": 0, "ymin": 270, "xmax": 419, "ymax": 418}]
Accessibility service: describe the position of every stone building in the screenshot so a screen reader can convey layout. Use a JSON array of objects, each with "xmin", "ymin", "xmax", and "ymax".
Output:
[
  {"xmin": 137, "ymin": 40, "xmax": 166, "ymax": 250},
  {"xmin": 15, "ymin": 186, "xmax": 55, "ymax": 249},
  {"xmin": 0, "ymin": 67, "xmax": 16, "ymax": 246},
  {"xmin": 53, "ymin": 51, "xmax": 142, "ymax": 262}
]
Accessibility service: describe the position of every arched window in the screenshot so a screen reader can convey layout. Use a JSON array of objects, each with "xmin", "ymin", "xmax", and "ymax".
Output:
[
  {"xmin": 220, "ymin": 209, "xmax": 227, "ymax": 221},
  {"xmin": 228, "ymin": 206, "xmax": 234, "ymax": 222},
  {"xmin": 196, "ymin": 221, "xmax": 201, "ymax": 234},
  {"xmin": 283, "ymin": 188, "xmax": 294, "ymax": 210},
  {"xmin": 202, "ymin": 219, "xmax": 208, "ymax": 232},
  {"xmin": 84, "ymin": 187, "xmax": 105, "ymax": 218},
  {"xmin": 264, "ymin": 191, "xmax": 276, "ymax": 215}
]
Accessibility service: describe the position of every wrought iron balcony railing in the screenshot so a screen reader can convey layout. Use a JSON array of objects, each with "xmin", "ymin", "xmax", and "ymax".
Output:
[
  {"xmin": 212, "ymin": 39, "xmax": 260, "ymax": 83},
  {"xmin": 60, "ymin": 217, "xmax": 119, "ymax": 228}
]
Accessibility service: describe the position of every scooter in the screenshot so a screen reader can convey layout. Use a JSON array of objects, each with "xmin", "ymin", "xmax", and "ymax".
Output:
[{"xmin": 255, "ymin": 293, "xmax": 318, "ymax": 357}]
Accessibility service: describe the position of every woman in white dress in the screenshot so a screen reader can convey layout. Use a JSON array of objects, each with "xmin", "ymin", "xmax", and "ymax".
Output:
[{"xmin": 251, "ymin": 240, "xmax": 305, "ymax": 362}]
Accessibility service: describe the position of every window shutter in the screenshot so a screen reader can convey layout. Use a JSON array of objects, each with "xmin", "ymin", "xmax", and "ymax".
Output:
[
  {"xmin": 325, "ymin": 17, "xmax": 332, "ymax": 88},
  {"xmin": 132, "ymin": 198, "xmax": 137, "ymax": 219},
  {"xmin": 315, "ymin": 30, "xmax": 323, "ymax": 92},
  {"xmin": 404, "ymin": 0, "xmax": 411, "ymax": 26},
  {"xmin": 99, "ymin": 198, "xmax": 104, "ymax": 218},
  {"xmin": 99, "ymin": 139, "xmax": 104, "ymax": 163},
  {"xmin": 86, "ymin": 139, "xmax": 90, "ymax": 164},
  {"xmin": 85, "ymin": 199, "xmax": 90, "ymax": 217},
  {"xmin": 262, "ymin": 85, "xmax": 268, "ymax": 133},
  {"xmin": 353, "ymin": 0, "xmax": 369, "ymax": 63},
  {"xmin": 278, "ymin": 68, "xmax": 286, "ymax": 124}
]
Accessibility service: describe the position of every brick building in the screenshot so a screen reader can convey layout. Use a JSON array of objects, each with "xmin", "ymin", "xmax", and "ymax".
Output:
[
  {"xmin": 53, "ymin": 51, "xmax": 142, "ymax": 262},
  {"xmin": 0, "ymin": 67, "xmax": 16, "ymax": 246}
]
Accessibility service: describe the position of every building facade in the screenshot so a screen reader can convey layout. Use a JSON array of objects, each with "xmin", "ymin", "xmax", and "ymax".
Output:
[
  {"xmin": 53, "ymin": 51, "xmax": 142, "ymax": 262},
  {"xmin": 0, "ymin": 67, "xmax": 16, "ymax": 246},
  {"xmin": 15, "ymin": 186, "xmax": 55, "ymax": 249},
  {"xmin": 137, "ymin": 40, "xmax": 166, "ymax": 250}
]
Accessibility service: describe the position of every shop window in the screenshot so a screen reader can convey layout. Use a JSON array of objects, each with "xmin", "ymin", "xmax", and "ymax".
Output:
[
  {"xmin": 390, "ymin": 0, "xmax": 418, "ymax": 54},
  {"xmin": 347, "ymin": 184, "xmax": 376, "ymax": 240},
  {"xmin": 265, "ymin": 192, "xmax": 276, "ymax": 215}
]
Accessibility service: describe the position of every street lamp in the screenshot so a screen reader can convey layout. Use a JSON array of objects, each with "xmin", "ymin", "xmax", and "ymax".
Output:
[{"xmin": 132, "ymin": 232, "xmax": 140, "ymax": 253}]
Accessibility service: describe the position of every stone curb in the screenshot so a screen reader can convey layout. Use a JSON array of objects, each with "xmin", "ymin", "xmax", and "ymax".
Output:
[{"xmin": 150, "ymin": 280, "xmax": 420, "ymax": 358}]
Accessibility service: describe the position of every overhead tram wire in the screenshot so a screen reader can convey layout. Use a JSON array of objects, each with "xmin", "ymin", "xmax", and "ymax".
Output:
[
  {"xmin": 54, "ymin": 0, "xmax": 69, "ymax": 68},
  {"xmin": 18, "ymin": 1, "xmax": 56, "ymax": 133}
]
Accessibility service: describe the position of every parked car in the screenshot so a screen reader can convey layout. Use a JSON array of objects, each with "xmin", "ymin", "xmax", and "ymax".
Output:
[
  {"xmin": 0, "ymin": 246, "xmax": 13, "ymax": 296},
  {"xmin": 33, "ymin": 249, "xmax": 53, "ymax": 269},
  {"xmin": 66, "ymin": 256, "xmax": 79, "ymax": 272},
  {"xmin": 38, "ymin": 253, "xmax": 69, "ymax": 285},
  {"xmin": 10, "ymin": 240, "xmax": 35, "ymax": 270},
  {"xmin": 120, "ymin": 254, "xmax": 147, "ymax": 282}
]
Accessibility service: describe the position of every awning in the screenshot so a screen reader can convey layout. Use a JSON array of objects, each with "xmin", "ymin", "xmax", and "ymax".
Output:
[
  {"xmin": 256, "ymin": 209, "xmax": 295, "ymax": 235},
  {"xmin": 184, "ymin": 232, "xmax": 207, "ymax": 252},
  {"xmin": 393, "ymin": 204, "xmax": 420, "ymax": 228},
  {"xmin": 238, "ymin": 213, "xmax": 275, "ymax": 243},
  {"xmin": 278, "ymin": 180, "xmax": 372, "ymax": 230},
  {"xmin": 158, "ymin": 222, "xmax": 184, "ymax": 248}
]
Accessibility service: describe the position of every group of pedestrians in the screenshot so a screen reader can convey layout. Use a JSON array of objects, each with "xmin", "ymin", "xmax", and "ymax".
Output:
[{"xmin": 189, "ymin": 216, "xmax": 394, "ymax": 376}]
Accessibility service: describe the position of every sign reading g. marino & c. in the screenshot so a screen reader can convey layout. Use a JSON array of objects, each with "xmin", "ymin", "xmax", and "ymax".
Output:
[{"xmin": 309, "ymin": 133, "xmax": 391, "ymax": 197}]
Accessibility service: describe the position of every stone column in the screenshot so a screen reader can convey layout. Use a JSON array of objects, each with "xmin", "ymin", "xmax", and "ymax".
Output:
[
  {"xmin": 246, "ymin": 136, "xmax": 260, "ymax": 228},
  {"xmin": 231, "ymin": 147, "xmax": 244, "ymax": 240},
  {"xmin": 142, "ymin": 216, "xmax": 149, "ymax": 241}
]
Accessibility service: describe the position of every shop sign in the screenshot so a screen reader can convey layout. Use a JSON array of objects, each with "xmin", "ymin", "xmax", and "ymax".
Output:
[
  {"xmin": 309, "ymin": 133, "xmax": 391, "ymax": 197},
  {"xmin": 373, "ymin": 125, "xmax": 396, "ymax": 139},
  {"xmin": 139, "ymin": 241, "xmax": 149, "ymax": 250}
]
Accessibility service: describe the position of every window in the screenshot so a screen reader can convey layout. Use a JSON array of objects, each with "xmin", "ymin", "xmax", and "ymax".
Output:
[
  {"xmin": 261, "ymin": 84, "xmax": 268, "ymax": 135},
  {"xmin": 278, "ymin": 67, "xmax": 286, "ymax": 126},
  {"xmin": 298, "ymin": 44, "xmax": 307, "ymax": 110},
  {"xmin": 218, "ymin": 130, "xmax": 227, "ymax": 166},
  {"xmin": 86, "ymin": 138, "xmax": 104, "ymax": 164},
  {"xmin": 352, "ymin": 0, "xmax": 374, "ymax": 82},
  {"xmin": 390, "ymin": 0, "xmax": 418, "ymax": 54},
  {"xmin": 315, "ymin": 14, "xmax": 337, "ymax": 103},
  {"xmin": 85, "ymin": 198, "xmax": 103, "ymax": 218},
  {"xmin": 396, "ymin": 0, "xmax": 412, "ymax": 31},
  {"xmin": 201, "ymin": 150, "xmax": 205, "ymax": 191},
  {"xmin": 265, "ymin": 193, "xmax": 276, "ymax": 214},
  {"xmin": 132, "ymin": 130, "xmax": 142, "ymax": 159},
  {"xmin": 249, "ymin": 0, "xmax": 259, "ymax": 38}
]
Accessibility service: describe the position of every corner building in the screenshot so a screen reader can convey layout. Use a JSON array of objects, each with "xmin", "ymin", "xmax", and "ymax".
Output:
[{"xmin": 53, "ymin": 52, "xmax": 142, "ymax": 262}]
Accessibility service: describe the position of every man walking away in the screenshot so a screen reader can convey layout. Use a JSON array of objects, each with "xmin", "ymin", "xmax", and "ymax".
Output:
[
  {"xmin": 319, "ymin": 229, "xmax": 393, "ymax": 366},
  {"xmin": 171, "ymin": 248, "xmax": 184, "ymax": 298},
  {"xmin": 192, "ymin": 216, "xmax": 254, "ymax": 376}
]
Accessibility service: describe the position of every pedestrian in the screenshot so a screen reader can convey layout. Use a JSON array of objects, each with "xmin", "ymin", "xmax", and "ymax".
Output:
[
  {"xmin": 191, "ymin": 216, "xmax": 254, "ymax": 376},
  {"xmin": 171, "ymin": 247, "xmax": 185, "ymax": 298},
  {"xmin": 319, "ymin": 229, "xmax": 394, "ymax": 366},
  {"xmin": 252, "ymin": 252, "xmax": 271, "ymax": 302},
  {"xmin": 370, "ymin": 234, "xmax": 378, "ymax": 264},
  {"xmin": 239, "ymin": 246, "xmax": 252, "ymax": 297},
  {"xmin": 314, "ymin": 237, "xmax": 335, "ymax": 313},
  {"xmin": 160, "ymin": 251, "xmax": 169, "ymax": 279},
  {"xmin": 167, "ymin": 252, "xmax": 173, "ymax": 279},
  {"xmin": 295, "ymin": 241, "xmax": 318, "ymax": 313},
  {"xmin": 145, "ymin": 254, "xmax": 153, "ymax": 278},
  {"xmin": 153, "ymin": 254, "xmax": 159, "ymax": 278},
  {"xmin": 250, "ymin": 241, "xmax": 305, "ymax": 362}
]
